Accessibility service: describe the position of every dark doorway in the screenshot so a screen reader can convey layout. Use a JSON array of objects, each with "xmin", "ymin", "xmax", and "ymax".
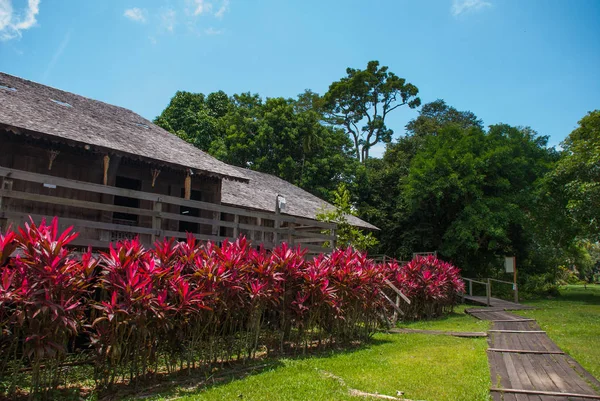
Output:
[
  {"xmin": 179, "ymin": 189, "xmax": 203, "ymax": 234},
  {"xmin": 113, "ymin": 176, "xmax": 141, "ymax": 225}
]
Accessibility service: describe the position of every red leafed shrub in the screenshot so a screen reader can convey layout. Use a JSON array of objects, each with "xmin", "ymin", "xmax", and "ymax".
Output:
[
  {"xmin": 0, "ymin": 217, "xmax": 465, "ymax": 397},
  {"xmin": 391, "ymin": 255, "xmax": 465, "ymax": 320},
  {"xmin": 0, "ymin": 218, "xmax": 96, "ymax": 394}
]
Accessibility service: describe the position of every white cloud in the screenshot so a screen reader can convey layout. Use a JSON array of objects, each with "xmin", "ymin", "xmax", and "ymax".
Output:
[
  {"xmin": 0, "ymin": 0, "xmax": 40, "ymax": 41},
  {"xmin": 215, "ymin": 0, "xmax": 229, "ymax": 19},
  {"xmin": 124, "ymin": 7, "xmax": 146, "ymax": 23},
  {"xmin": 193, "ymin": 0, "xmax": 212, "ymax": 16},
  {"xmin": 204, "ymin": 27, "xmax": 223, "ymax": 35},
  {"xmin": 161, "ymin": 8, "xmax": 176, "ymax": 32},
  {"xmin": 451, "ymin": 0, "xmax": 491, "ymax": 16}
]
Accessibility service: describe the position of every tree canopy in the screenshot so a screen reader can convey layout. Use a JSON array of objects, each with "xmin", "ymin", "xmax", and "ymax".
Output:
[
  {"xmin": 155, "ymin": 91, "xmax": 358, "ymax": 201},
  {"xmin": 552, "ymin": 110, "xmax": 600, "ymax": 240},
  {"xmin": 155, "ymin": 63, "xmax": 597, "ymax": 290},
  {"xmin": 323, "ymin": 60, "xmax": 421, "ymax": 163}
]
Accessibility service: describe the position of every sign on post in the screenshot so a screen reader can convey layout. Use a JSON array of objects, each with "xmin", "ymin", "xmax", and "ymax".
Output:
[
  {"xmin": 505, "ymin": 256, "xmax": 515, "ymax": 273},
  {"xmin": 505, "ymin": 256, "xmax": 518, "ymax": 303}
]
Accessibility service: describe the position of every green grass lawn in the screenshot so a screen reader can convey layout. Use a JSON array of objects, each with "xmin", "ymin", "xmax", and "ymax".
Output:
[
  {"xmin": 516, "ymin": 284, "xmax": 600, "ymax": 380},
  {"xmin": 131, "ymin": 309, "xmax": 491, "ymax": 401},
  {"xmin": 397, "ymin": 304, "xmax": 491, "ymax": 332}
]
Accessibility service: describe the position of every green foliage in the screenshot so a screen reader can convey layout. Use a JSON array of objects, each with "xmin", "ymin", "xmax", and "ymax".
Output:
[
  {"xmin": 356, "ymin": 100, "xmax": 560, "ymax": 278},
  {"xmin": 317, "ymin": 184, "xmax": 378, "ymax": 251},
  {"xmin": 552, "ymin": 110, "xmax": 600, "ymax": 240},
  {"xmin": 323, "ymin": 60, "xmax": 421, "ymax": 162},
  {"xmin": 155, "ymin": 91, "xmax": 358, "ymax": 201}
]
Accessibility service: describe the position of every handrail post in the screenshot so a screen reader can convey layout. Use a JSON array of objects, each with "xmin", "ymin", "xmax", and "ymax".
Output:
[
  {"xmin": 469, "ymin": 280, "xmax": 473, "ymax": 296},
  {"xmin": 487, "ymin": 278, "xmax": 491, "ymax": 306}
]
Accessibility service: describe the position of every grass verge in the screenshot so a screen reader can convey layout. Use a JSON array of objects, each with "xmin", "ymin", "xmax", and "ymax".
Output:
[
  {"xmin": 132, "ymin": 332, "xmax": 490, "ymax": 401},
  {"xmin": 121, "ymin": 308, "xmax": 491, "ymax": 401}
]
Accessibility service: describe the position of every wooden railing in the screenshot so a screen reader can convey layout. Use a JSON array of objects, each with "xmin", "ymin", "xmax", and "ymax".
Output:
[
  {"xmin": 0, "ymin": 166, "xmax": 336, "ymax": 255},
  {"xmin": 462, "ymin": 277, "xmax": 519, "ymax": 305}
]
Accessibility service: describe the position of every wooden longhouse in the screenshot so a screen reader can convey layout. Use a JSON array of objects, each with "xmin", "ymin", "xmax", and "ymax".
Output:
[{"xmin": 0, "ymin": 73, "xmax": 377, "ymax": 254}]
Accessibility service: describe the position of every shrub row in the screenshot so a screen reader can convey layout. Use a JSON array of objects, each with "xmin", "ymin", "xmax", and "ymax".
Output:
[{"xmin": 0, "ymin": 218, "xmax": 463, "ymax": 396}]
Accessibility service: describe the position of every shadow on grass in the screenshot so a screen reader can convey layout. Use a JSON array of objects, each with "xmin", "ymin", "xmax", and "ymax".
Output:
[{"xmin": 98, "ymin": 338, "xmax": 393, "ymax": 401}]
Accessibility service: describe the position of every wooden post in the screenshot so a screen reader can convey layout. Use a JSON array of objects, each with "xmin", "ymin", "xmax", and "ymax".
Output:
[
  {"xmin": 184, "ymin": 172, "xmax": 191, "ymax": 200},
  {"xmin": 330, "ymin": 226, "xmax": 337, "ymax": 251},
  {"xmin": 469, "ymin": 280, "xmax": 473, "ymax": 296},
  {"xmin": 102, "ymin": 155, "xmax": 110, "ymax": 185},
  {"xmin": 274, "ymin": 196, "xmax": 281, "ymax": 246},
  {"xmin": 254, "ymin": 217, "xmax": 263, "ymax": 244},
  {"xmin": 487, "ymin": 278, "xmax": 491, "ymax": 306},
  {"xmin": 151, "ymin": 200, "xmax": 162, "ymax": 244},
  {"xmin": 0, "ymin": 176, "xmax": 4, "ymax": 232},
  {"xmin": 287, "ymin": 222, "xmax": 294, "ymax": 246},
  {"xmin": 233, "ymin": 214, "xmax": 240, "ymax": 238},
  {"xmin": 514, "ymin": 257, "xmax": 518, "ymax": 303}
]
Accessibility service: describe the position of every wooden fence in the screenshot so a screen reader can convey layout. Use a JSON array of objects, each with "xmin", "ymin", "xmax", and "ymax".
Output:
[{"xmin": 0, "ymin": 166, "xmax": 336, "ymax": 255}]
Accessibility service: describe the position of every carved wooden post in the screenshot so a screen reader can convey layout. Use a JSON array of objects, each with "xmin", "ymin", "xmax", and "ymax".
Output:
[
  {"xmin": 184, "ymin": 172, "xmax": 191, "ymax": 200},
  {"xmin": 103, "ymin": 155, "xmax": 110, "ymax": 185}
]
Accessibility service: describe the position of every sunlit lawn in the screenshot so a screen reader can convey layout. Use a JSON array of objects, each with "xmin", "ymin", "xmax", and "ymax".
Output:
[
  {"xmin": 131, "ymin": 308, "xmax": 491, "ymax": 401},
  {"xmin": 516, "ymin": 284, "xmax": 600, "ymax": 380}
]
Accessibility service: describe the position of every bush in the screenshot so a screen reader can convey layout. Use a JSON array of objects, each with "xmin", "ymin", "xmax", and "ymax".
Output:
[
  {"xmin": 390, "ymin": 255, "xmax": 465, "ymax": 320},
  {"xmin": 0, "ymin": 218, "xmax": 464, "ymax": 397}
]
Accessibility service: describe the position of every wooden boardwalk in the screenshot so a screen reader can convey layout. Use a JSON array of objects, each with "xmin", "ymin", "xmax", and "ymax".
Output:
[
  {"xmin": 463, "ymin": 295, "xmax": 535, "ymax": 310},
  {"xmin": 468, "ymin": 308, "xmax": 600, "ymax": 401}
]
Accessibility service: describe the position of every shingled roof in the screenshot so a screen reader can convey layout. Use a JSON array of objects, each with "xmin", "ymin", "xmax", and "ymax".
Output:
[
  {"xmin": 0, "ymin": 72, "xmax": 247, "ymax": 181},
  {"xmin": 221, "ymin": 167, "xmax": 378, "ymax": 230}
]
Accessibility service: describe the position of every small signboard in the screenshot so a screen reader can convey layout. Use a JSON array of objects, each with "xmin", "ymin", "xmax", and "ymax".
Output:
[{"xmin": 505, "ymin": 256, "xmax": 515, "ymax": 273}]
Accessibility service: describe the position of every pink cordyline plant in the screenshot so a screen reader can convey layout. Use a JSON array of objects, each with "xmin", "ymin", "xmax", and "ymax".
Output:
[{"xmin": 0, "ymin": 217, "xmax": 466, "ymax": 397}]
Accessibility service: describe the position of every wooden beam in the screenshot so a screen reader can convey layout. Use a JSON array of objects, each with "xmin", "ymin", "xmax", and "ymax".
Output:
[
  {"xmin": 488, "ymin": 330, "xmax": 545, "ymax": 334},
  {"xmin": 490, "ymin": 319, "xmax": 535, "ymax": 322},
  {"xmin": 0, "ymin": 189, "xmax": 159, "ymax": 217},
  {"xmin": 0, "ymin": 166, "xmax": 336, "ymax": 229},
  {"xmin": 380, "ymin": 292, "xmax": 404, "ymax": 316},
  {"xmin": 487, "ymin": 348, "xmax": 564, "ymax": 354},
  {"xmin": 489, "ymin": 388, "xmax": 600, "ymax": 399},
  {"xmin": 384, "ymin": 279, "xmax": 411, "ymax": 304}
]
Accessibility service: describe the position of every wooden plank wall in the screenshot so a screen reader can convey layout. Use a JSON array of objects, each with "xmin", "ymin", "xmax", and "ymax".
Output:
[{"xmin": 0, "ymin": 134, "xmax": 335, "ymax": 255}]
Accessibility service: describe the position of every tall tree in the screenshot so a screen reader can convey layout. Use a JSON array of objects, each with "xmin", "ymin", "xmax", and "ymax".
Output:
[
  {"xmin": 552, "ymin": 110, "xmax": 600, "ymax": 240},
  {"xmin": 356, "ymin": 100, "xmax": 485, "ymax": 257},
  {"xmin": 323, "ymin": 61, "xmax": 421, "ymax": 163}
]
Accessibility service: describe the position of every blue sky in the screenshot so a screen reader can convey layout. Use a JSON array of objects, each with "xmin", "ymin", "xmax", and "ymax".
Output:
[{"xmin": 1, "ymin": 0, "xmax": 599, "ymax": 157}]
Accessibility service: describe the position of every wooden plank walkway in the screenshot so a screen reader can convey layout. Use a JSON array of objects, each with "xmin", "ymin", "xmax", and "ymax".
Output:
[
  {"xmin": 463, "ymin": 295, "xmax": 535, "ymax": 310},
  {"xmin": 467, "ymin": 308, "xmax": 600, "ymax": 401}
]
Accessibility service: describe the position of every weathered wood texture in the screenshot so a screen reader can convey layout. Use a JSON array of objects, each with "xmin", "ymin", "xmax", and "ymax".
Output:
[
  {"xmin": 472, "ymin": 308, "xmax": 600, "ymax": 401},
  {"xmin": 0, "ymin": 140, "xmax": 336, "ymax": 255},
  {"xmin": 464, "ymin": 295, "xmax": 534, "ymax": 310}
]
